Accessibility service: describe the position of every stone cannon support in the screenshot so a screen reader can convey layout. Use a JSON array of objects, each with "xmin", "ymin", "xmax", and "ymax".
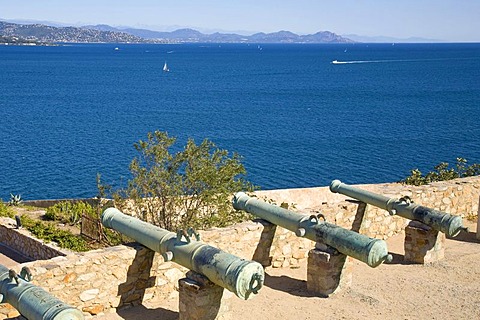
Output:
[
  {"xmin": 178, "ymin": 271, "xmax": 232, "ymax": 320},
  {"xmin": 307, "ymin": 244, "xmax": 353, "ymax": 296},
  {"xmin": 404, "ymin": 221, "xmax": 445, "ymax": 264}
]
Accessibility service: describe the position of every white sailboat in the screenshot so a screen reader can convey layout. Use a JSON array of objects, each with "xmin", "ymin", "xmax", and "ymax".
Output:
[{"xmin": 163, "ymin": 61, "xmax": 169, "ymax": 72}]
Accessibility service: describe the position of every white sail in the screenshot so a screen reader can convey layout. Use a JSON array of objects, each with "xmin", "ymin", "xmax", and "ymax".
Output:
[{"xmin": 163, "ymin": 61, "xmax": 169, "ymax": 72}]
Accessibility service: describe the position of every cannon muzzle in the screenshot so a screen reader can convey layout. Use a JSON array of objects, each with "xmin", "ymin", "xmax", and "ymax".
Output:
[
  {"xmin": 101, "ymin": 208, "xmax": 264, "ymax": 300},
  {"xmin": 232, "ymin": 192, "xmax": 392, "ymax": 268},
  {"xmin": 0, "ymin": 264, "xmax": 84, "ymax": 320},
  {"xmin": 330, "ymin": 180, "xmax": 466, "ymax": 237}
]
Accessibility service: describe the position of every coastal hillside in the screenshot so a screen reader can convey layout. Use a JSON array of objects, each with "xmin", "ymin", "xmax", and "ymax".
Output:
[
  {"xmin": 0, "ymin": 20, "xmax": 353, "ymax": 44},
  {"xmin": 0, "ymin": 21, "xmax": 144, "ymax": 43}
]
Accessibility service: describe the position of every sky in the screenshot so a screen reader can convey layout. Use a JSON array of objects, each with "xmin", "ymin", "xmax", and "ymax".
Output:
[{"xmin": 1, "ymin": 0, "xmax": 479, "ymax": 42}]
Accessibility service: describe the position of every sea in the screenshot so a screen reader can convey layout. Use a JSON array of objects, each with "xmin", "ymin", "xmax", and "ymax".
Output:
[{"xmin": 0, "ymin": 42, "xmax": 479, "ymax": 200}]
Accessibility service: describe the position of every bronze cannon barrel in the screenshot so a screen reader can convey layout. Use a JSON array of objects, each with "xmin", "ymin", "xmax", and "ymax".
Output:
[
  {"xmin": 101, "ymin": 208, "xmax": 264, "ymax": 300},
  {"xmin": 329, "ymin": 180, "xmax": 466, "ymax": 237},
  {"xmin": 0, "ymin": 264, "xmax": 84, "ymax": 320},
  {"xmin": 232, "ymin": 192, "xmax": 392, "ymax": 268}
]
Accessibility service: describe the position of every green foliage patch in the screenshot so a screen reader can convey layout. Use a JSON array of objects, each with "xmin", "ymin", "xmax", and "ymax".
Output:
[
  {"xmin": 0, "ymin": 201, "xmax": 15, "ymax": 218},
  {"xmin": 2, "ymin": 198, "xmax": 124, "ymax": 251},
  {"xmin": 401, "ymin": 158, "xmax": 480, "ymax": 186},
  {"xmin": 45, "ymin": 201, "xmax": 96, "ymax": 225},
  {"xmin": 19, "ymin": 215, "xmax": 89, "ymax": 252}
]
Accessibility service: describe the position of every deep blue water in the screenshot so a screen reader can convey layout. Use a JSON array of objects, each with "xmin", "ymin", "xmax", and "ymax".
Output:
[{"xmin": 1, "ymin": 43, "xmax": 479, "ymax": 200}]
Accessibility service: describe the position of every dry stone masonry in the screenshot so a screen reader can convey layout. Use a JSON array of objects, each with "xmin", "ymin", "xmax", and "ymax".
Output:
[{"xmin": 0, "ymin": 218, "xmax": 68, "ymax": 260}]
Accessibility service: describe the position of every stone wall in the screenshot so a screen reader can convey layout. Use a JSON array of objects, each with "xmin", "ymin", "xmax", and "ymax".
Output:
[
  {"xmin": 0, "ymin": 217, "xmax": 68, "ymax": 260},
  {"xmin": 0, "ymin": 177, "xmax": 479, "ymax": 318}
]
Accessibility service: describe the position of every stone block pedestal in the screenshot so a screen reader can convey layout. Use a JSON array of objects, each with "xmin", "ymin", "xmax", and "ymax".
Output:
[
  {"xmin": 306, "ymin": 247, "xmax": 352, "ymax": 297},
  {"xmin": 178, "ymin": 271, "xmax": 231, "ymax": 320},
  {"xmin": 404, "ymin": 220, "xmax": 445, "ymax": 264}
]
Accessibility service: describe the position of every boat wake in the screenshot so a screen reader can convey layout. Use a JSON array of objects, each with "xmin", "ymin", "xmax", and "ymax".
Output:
[
  {"xmin": 332, "ymin": 57, "xmax": 477, "ymax": 65},
  {"xmin": 332, "ymin": 59, "xmax": 387, "ymax": 64}
]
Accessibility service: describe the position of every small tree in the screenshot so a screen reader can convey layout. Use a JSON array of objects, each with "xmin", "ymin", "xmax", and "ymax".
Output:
[{"xmin": 107, "ymin": 131, "xmax": 256, "ymax": 231}]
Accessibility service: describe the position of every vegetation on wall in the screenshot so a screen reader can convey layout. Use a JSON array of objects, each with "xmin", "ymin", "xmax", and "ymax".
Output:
[
  {"xmin": 0, "ymin": 200, "xmax": 14, "ymax": 218},
  {"xmin": 45, "ymin": 201, "xmax": 96, "ymax": 225},
  {"xmin": 20, "ymin": 215, "xmax": 90, "ymax": 252},
  {"xmin": 401, "ymin": 158, "xmax": 480, "ymax": 186},
  {"xmin": 1, "ymin": 199, "xmax": 102, "ymax": 251},
  {"xmin": 99, "ymin": 131, "xmax": 256, "ymax": 231}
]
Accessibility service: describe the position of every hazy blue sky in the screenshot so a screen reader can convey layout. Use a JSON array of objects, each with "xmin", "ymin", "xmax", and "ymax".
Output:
[{"xmin": 1, "ymin": 0, "xmax": 479, "ymax": 41}]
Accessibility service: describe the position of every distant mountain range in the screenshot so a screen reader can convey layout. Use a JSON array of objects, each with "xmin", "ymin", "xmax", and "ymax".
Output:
[
  {"xmin": 0, "ymin": 20, "xmax": 354, "ymax": 44},
  {"xmin": 84, "ymin": 24, "xmax": 354, "ymax": 43},
  {"xmin": 342, "ymin": 34, "xmax": 441, "ymax": 43}
]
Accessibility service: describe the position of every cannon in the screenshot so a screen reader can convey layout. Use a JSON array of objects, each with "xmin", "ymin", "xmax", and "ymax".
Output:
[
  {"xmin": 0, "ymin": 264, "xmax": 84, "ymax": 320},
  {"xmin": 329, "ymin": 180, "xmax": 467, "ymax": 238},
  {"xmin": 101, "ymin": 208, "xmax": 264, "ymax": 300},
  {"xmin": 232, "ymin": 192, "xmax": 392, "ymax": 268}
]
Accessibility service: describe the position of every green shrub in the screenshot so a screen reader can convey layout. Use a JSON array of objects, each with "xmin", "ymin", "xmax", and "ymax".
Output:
[
  {"xmin": 20, "ymin": 215, "xmax": 89, "ymax": 252},
  {"xmin": 401, "ymin": 158, "xmax": 480, "ymax": 186},
  {"xmin": 100, "ymin": 131, "xmax": 256, "ymax": 231},
  {"xmin": 45, "ymin": 201, "xmax": 96, "ymax": 225}
]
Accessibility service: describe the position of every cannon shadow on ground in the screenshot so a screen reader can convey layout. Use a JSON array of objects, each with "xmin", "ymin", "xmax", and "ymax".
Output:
[
  {"xmin": 263, "ymin": 273, "xmax": 319, "ymax": 298},
  {"xmin": 116, "ymin": 304, "xmax": 177, "ymax": 320}
]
